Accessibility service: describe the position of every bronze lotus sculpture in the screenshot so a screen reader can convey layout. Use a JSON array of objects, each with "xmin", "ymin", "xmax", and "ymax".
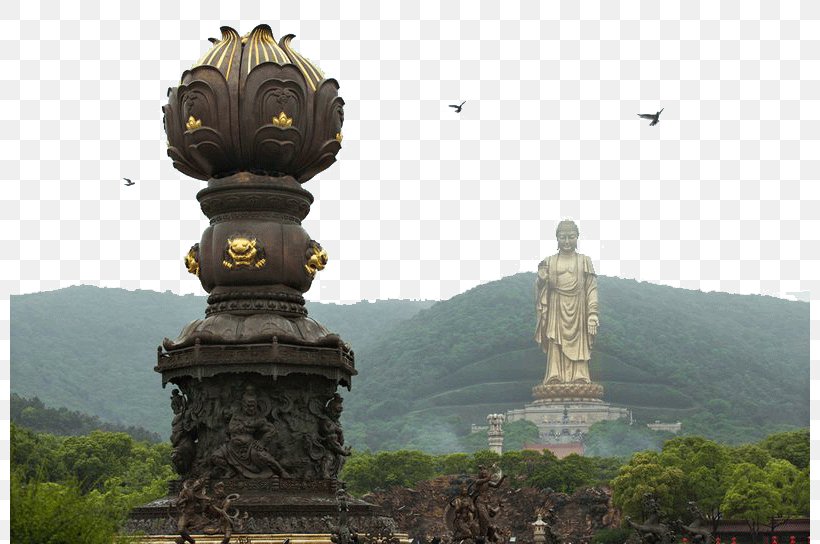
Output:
[
  {"xmin": 163, "ymin": 25, "xmax": 344, "ymax": 183},
  {"xmin": 158, "ymin": 25, "xmax": 349, "ymax": 351}
]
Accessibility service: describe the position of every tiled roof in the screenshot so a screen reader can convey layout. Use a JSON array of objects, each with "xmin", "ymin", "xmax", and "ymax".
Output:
[{"xmin": 715, "ymin": 519, "xmax": 809, "ymax": 534}]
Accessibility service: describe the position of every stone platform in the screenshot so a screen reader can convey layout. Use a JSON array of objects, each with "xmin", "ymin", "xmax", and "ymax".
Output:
[
  {"xmin": 506, "ymin": 398, "xmax": 631, "ymax": 444},
  {"xmin": 124, "ymin": 533, "xmax": 410, "ymax": 544},
  {"xmin": 124, "ymin": 479, "xmax": 397, "ymax": 539}
]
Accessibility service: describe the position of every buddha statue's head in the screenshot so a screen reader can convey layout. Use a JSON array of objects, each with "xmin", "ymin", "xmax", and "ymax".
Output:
[{"xmin": 555, "ymin": 219, "xmax": 579, "ymax": 254}]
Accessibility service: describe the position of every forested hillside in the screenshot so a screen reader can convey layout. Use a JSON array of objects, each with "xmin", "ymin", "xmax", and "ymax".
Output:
[
  {"xmin": 11, "ymin": 394, "xmax": 161, "ymax": 442},
  {"xmin": 10, "ymin": 285, "xmax": 433, "ymax": 435},
  {"xmin": 10, "ymin": 277, "xmax": 808, "ymax": 453},
  {"xmin": 343, "ymin": 274, "xmax": 808, "ymax": 451}
]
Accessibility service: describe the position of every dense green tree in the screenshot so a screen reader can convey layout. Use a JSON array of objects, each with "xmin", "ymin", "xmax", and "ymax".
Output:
[
  {"xmin": 339, "ymin": 451, "xmax": 377, "ymax": 495},
  {"xmin": 729, "ymin": 444, "xmax": 773, "ymax": 468},
  {"xmin": 588, "ymin": 456, "xmax": 625, "ymax": 485},
  {"xmin": 758, "ymin": 429, "xmax": 809, "ymax": 470},
  {"xmin": 434, "ymin": 452, "xmax": 472, "ymax": 476},
  {"xmin": 552, "ymin": 454, "xmax": 599, "ymax": 493},
  {"xmin": 721, "ymin": 463, "xmax": 782, "ymax": 544},
  {"xmin": 521, "ymin": 452, "xmax": 562, "ymax": 491},
  {"xmin": 657, "ymin": 436, "xmax": 730, "ymax": 516},
  {"xmin": 612, "ymin": 433, "xmax": 809, "ymax": 542},
  {"xmin": 584, "ymin": 420, "xmax": 671, "ymax": 458},
  {"xmin": 11, "ymin": 423, "xmax": 67, "ymax": 483},
  {"xmin": 469, "ymin": 450, "xmax": 502, "ymax": 473},
  {"xmin": 340, "ymin": 450, "xmax": 437, "ymax": 495},
  {"xmin": 500, "ymin": 420, "xmax": 541, "ymax": 450},
  {"xmin": 58, "ymin": 431, "xmax": 136, "ymax": 492},
  {"xmin": 11, "ymin": 394, "xmax": 161, "ymax": 442},
  {"xmin": 611, "ymin": 451, "xmax": 686, "ymax": 519},
  {"xmin": 498, "ymin": 449, "xmax": 545, "ymax": 480},
  {"xmin": 342, "ymin": 447, "xmax": 623, "ymax": 497},
  {"xmin": 763, "ymin": 459, "xmax": 807, "ymax": 516},
  {"xmin": 11, "ymin": 472, "xmax": 120, "ymax": 544},
  {"xmin": 11, "ymin": 425, "xmax": 177, "ymax": 541},
  {"xmin": 592, "ymin": 527, "xmax": 632, "ymax": 544}
]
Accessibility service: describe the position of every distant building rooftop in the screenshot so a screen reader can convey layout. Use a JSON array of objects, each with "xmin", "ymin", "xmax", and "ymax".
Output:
[{"xmin": 646, "ymin": 421, "xmax": 682, "ymax": 433}]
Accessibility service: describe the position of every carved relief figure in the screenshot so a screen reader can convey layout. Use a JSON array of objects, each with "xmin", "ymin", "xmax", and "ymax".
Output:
[
  {"xmin": 471, "ymin": 464, "xmax": 506, "ymax": 543},
  {"xmin": 205, "ymin": 481, "xmax": 243, "ymax": 544},
  {"xmin": 173, "ymin": 478, "xmax": 243, "ymax": 544},
  {"xmin": 319, "ymin": 393, "xmax": 352, "ymax": 477},
  {"xmin": 308, "ymin": 393, "xmax": 352, "ymax": 479},
  {"xmin": 449, "ymin": 482, "xmax": 480, "ymax": 542},
  {"xmin": 170, "ymin": 389, "xmax": 196, "ymax": 475},
  {"xmin": 535, "ymin": 220, "xmax": 599, "ymax": 385},
  {"xmin": 184, "ymin": 243, "xmax": 200, "ymax": 276},
  {"xmin": 175, "ymin": 477, "xmax": 209, "ymax": 544},
  {"xmin": 222, "ymin": 236, "xmax": 267, "ymax": 269},
  {"xmin": 305, "ymin": 240, "xmax": 329, "ymax": 278},
  {"xmin": 208, "ymin": 386, "xmax": 290, "ymax": 479}
]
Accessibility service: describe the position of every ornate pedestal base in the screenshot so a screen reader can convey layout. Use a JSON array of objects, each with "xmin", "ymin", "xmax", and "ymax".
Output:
[
  {"xmin": 119, "ymin": 534, "xmax": 342, "ymax": 544},
  {"xmin": 506, "ymin": 384, "xmax": 630, "ymax": 445},
  {"xmin": 532, "ymin": 382, "xmax": 604, "ymax": 402},
  {"xmin": 126, "ymin": 330, "xmax": 395, "ymax": 538},
  {"xmin": 124, "ymin": 480, "xmax": 397, "ymax": 538}
]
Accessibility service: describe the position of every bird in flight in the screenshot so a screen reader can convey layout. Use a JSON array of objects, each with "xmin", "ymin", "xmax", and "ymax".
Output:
[
  {"xmin": 449, "ymin": 101, "xmax": 466, "ymax": 113},
  {"xmin": 123, "ymin": 178, "xmax": 135, "ymax": 186},
  {"xmin": 637, "ymin": 108, "xmax": 664, "ymax": 126}
]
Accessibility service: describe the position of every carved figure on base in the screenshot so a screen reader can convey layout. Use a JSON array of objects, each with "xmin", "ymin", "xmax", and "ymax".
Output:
[
  {"xmin": 448, "ymin": 481, "xmax": 480, "ymax": 543},
  {"xmin": 208, "ymin": 386, "xmax": 290, "ymax": 479},
  {"xmin": 444, "ymin": 466, "xmax": 506, "ymax": 544},
  {"xmin": 316, "ymin": 393, "xmax": 353, "ymax": 478},
  {"xmin": 170, "ymin": 389, "xmax": 196, "ymax": 475},
  {"xmin": 173, "ymin": 478, "xmax": 244, "ymax": 544},
  {"xmin": 470, "ymin": 464, "xmax": 505, "ymax": 544},
  {"xmin": 174, "ymin": 477, "xmax": 209, "ymax": 544}
]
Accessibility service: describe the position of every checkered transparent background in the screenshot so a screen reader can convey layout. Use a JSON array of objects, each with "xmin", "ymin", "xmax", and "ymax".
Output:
[{"xmin": 1, "ymin": 0, "xmax": 819, "ymax": 540}]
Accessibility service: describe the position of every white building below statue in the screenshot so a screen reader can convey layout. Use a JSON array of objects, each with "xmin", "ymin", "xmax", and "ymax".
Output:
[
  {"xmin": 646, "ymin": 420, "xmax": 682, "ymax": 433},
  {"xmin": 505, "ymin": 400, "xmax": 631, "ymax": 445}
]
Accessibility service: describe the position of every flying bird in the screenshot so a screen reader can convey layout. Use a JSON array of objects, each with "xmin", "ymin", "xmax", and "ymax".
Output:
[
  {"xmin": 123, "ymin": 178, "xmax": 135, "ymax": 186},
  {"xmin": 637, "ymin": 108, "xmax": 664, "ymax": 126},
  {"xmin": 449, "ymin": 101, "xmax": 466, "ymax": 113}
]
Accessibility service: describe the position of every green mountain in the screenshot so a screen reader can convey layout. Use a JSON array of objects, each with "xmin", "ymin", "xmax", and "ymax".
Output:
[
  {"xmin": 343, "ymin": 274, "xmax": 809, "ymax": 451},
  {"xmin": 10, "ymin": 285, "xmax": 432, "ymax": 436},
  {"xmin": 10, "ymin": 276, "xmax": 808, "ymax": 453},
  {"xmin": 11, "ymin": 393, "xmax": 161, "ymax": 443}
]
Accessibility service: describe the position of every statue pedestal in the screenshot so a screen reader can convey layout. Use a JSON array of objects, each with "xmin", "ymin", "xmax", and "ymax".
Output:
[
  {"xmin": 506, "ymin": 392, "xmax": 630, "ymax": 445},
  {"xmin": 124, "ymin": 337, "xmax": 398, "ymax": 538},
  {"xmin": 125, "ymin": 480, "xmax": 397, "ymax": 537},
  {"xmin": 531, "ymin": 382, "xmax": 604, "ymax": 402}
]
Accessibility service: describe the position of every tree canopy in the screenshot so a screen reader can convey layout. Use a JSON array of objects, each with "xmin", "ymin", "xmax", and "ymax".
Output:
[{"xmin": 611, "ymin": 432, "xmax": 809, "ymax": 527}]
